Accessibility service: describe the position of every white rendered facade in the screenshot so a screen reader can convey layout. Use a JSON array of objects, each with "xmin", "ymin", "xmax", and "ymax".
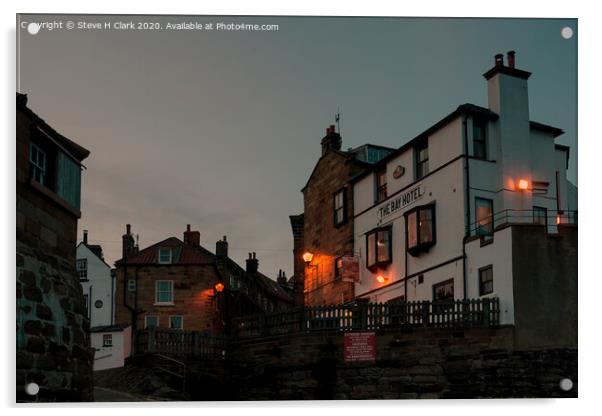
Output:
[{"xmin": 351, "ymin": 55, "xmax": 577, "ymax": 324}]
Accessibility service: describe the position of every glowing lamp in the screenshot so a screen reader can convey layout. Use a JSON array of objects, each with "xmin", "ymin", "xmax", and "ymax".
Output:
[
  {"xmin": 376, "ymin": 275, "xmax": 387, "ymax": 283},
  {"xmin": 302, "ymin": 251, "xmax": 314, "ymax": 264},
  {"xmin": 214, "ymin": 282, "xmax": 225, "ymax": 293},
  {"xmin": 518, "ymin": 179, "xmax": 529, "ymax": 190},
  {"xmin": 556, "ymin": 215, "xmax": 561, "ymax": 225}
]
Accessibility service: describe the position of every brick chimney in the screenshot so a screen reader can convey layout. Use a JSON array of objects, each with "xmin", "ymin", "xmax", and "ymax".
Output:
[
  {"xmin": 321, "ymin": 124, "xmax": 342, "ymax": 156},
  {"xmin": 216, "ymin": 236, "xmax": 228, "ymax": 258},
  {"xmin": 277, "ymin": 269, "xmax": 288, "ymax": 286},
  {"xmin": 183, "ymin": 224, "xmax": 200, "ymax": 247},
  {"xmin": 246, "ymin": 252, "xmax": 258, "ymax": 274},
  {"xmin": 122, "ymin": 224, "xmax": 136, "ymax": 259}
]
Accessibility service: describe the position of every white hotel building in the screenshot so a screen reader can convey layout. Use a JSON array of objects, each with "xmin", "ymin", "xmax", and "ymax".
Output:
[{"xmin": 348, "ymin": 52, "xmax": 577, "ymax": 335}]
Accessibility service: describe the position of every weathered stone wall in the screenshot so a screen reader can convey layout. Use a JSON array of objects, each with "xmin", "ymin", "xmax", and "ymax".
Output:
[
  {"xmin": 16, "ymin": 106, "xmax": 93, "ymax": 402},
  {"xmin": 226, "ymin": 327, "xmax": 577, "ymax": 400}
]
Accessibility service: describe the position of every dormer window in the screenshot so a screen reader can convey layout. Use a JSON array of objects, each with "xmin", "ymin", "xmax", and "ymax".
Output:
[{"xmin": 158, "ymin": 248, "xmax": 172, "ymax": 264}]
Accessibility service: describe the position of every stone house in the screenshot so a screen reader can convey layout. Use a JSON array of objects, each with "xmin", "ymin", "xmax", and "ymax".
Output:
[
  {"xmin": 114, "ymin": 224, "xmax": 293, "ymax": 339},
  {"xmin": 16, "ymin": 93, "xmax": 92, "ymax": 401}
]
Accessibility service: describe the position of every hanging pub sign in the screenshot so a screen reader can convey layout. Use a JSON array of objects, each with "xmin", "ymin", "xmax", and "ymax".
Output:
[
  {"xmin": 377, "ymin": 184, "xmax": 424, "ymax": 223},
  {"xmin": 340, "ymin": 255, "xmax": 360, "ymax": 282},
  {"xmin": 344, "ymin": 332, "xmax": 376, "ymax": 362}
]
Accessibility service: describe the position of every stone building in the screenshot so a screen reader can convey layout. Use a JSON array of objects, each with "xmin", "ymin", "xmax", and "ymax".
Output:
[
  {"xmin": 114, "ymin": 224, "xmax": 293, "ymax": 338},
  {"xmin": 16, "ymin": 93, "xmax": 92, "ymax": 401},
  {"xmin": 290, "ymin": 125, "xmax": 393, "ymax": 306}
]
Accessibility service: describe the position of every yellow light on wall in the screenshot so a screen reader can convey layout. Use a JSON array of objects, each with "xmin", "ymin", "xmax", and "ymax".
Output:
[
  {"xmin": 302, "ymin": 251, "xmax": 314, "ymax": 264},
  {"xmin": 518, "ymin": 179, "xmax": 529, "ymax": 190}
]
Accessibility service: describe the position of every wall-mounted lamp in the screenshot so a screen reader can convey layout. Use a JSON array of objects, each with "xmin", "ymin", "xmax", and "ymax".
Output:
[
  {"xmin": 214, "ymin": 282, "xmax": 225, "ymax": 293},
  {"xmin": 302, "ymin": 251, "xmax": 314, "ymax": 264},
  {"xmin": 518, "ymin": 179, "xmax": 529, "ymax": 191},
  {"xmin": 376, "ymin": 275, "xmax": 389, "ymax": 284}
]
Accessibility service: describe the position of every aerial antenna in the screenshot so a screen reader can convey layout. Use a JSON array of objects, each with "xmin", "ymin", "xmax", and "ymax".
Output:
[{"xmin": 335, "ymin": 107, "xmax": 341, "ymax": 135}]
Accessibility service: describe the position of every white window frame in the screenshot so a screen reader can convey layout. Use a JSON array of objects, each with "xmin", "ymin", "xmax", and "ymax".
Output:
[
  {"xmin": 158, "ymin": 248, "xmax": 172, "ymax": 264},
  {"xmin": 127, "ymin": 279, "xmax": 136, "ymax": 292},
  {"xmin": 145, "ymin": 315, "xmax": 159, "ymax": 328},
  {"xmin": 76, "ymin": 259, "xmax": 88, "ymax": 280},
  {"xmin": 102, "ymin": 334, "xmax": 113, "ymax": 347},
  {"xmin": 155, "ymin": 280, "xmax": 174, "ymax": 305},
  {"xmin": 169, "ymin": 315, "xmax": 183, "ymax": 330},
  {"xmin": 29, "ymin": 142, "xmax": 47, "ymax": 185}
]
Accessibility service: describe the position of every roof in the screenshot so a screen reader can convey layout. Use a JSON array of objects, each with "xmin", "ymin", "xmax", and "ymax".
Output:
[
  {"xmin": 17, "ymin": 93, "xmax": 90, "ymax": 161},
  {"xmin": 90, "ymin": 324, "xmax": 130, "ymax": 333},
  {"xmin": 255, "ymin": 272, "xmax": 294, "ymax": 303},
  {"xmin": 114, "ymin": 237, "xmax": 214, "ymax": 266},
  {"xmin": 531, "ymin": 121, "xmax": 564, "ymax": 138},
  {"xmin": 77, "ymin": 242, "xmax": 112, "ymax": 269},
  {"xmin": 483, "ymin": 65, "xmax": 532, "ymax": 81}
]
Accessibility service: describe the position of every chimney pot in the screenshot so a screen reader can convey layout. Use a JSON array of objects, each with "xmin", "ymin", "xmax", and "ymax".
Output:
[
  {"xmin": 187, "ymin": 224, "xmax": 191, "ymax": 232},
  {"xmin": 495, "ymin": 53, "xmax": 504, "ymax": 67},
  {"xmin": 126, "ymin": 224, "xmax": 131, "ymax": 235},
  {"xmin": 83, "ymin": 230, "xmax": 88, "ymax": 244},
  {"xmin": 507, "ymin": 50, "xmax": 516, "ymax": 68}
]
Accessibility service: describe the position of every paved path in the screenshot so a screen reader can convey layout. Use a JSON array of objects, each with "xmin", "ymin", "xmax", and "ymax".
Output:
[{"xmin": 93, "ymin": 386, "xmax": 154, "ymax": 402}]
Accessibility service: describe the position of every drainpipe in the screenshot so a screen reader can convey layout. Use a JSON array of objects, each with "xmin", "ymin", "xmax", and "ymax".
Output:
[
  {"xmin": 404, "ymin": 216, "xmax": 409, "ymax": 301},
  {"xmin": 110, "ymin": 271, "xmax": 115, "ymax": 325},
  {"xmin": 462, "ymin": 115, "xmax": 470, "ymax": 300}
]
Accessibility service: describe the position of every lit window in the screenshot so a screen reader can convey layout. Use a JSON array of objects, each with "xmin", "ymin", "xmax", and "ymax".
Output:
[
  {"xmin": 158, "ymin": 248, "xmax": 172, "ymax": 264},
  {"xmin": 366, "ymin": 227, "xmax": 392, "ymax": 269},
  {"xmin": 155, "ymin": 280, "xmax": 173, "ymax": 304},
  {"xmin": 333, "ymin": 188, "xmax": 347, "ymax": 226},
  {"xmin": 76, "ymin": 259, "xmax": 88, "ymax": 280},
  {"xmin": 479, "ymin": 266, "xmax": 493, "ymax": 296},
  {"xmin": 103, "ymin": 334, "xmax": 113, "ymax": 347},
  {"xmin": 29, "ymin": 143, "xmax": 46, "ymax": 185},
  {"xmin": 473, "ymin": 119, "xmax": 487, "ymax": 159},
  {"xmin": 533, "ymin": 206, "xmax": 548, "ymax": 226},
  {"xmin": 127, "ymin": 279, "xmax": 136, "ymax": 292},
  {"xmin": 415, "ymin": 139, "xmax": 429, "ymax": 180},
  {"xmin": 406, "ymin": 205, "xmax": 436, "ymax": 255},
  {"xmin": 145, "ymin": 315, "xmax": 159, "ymax": 328},
  {"xmin": 169, "ymin": 316, "xmax": 183, "ymax": 330},
  {"xmin": 433, "ymin": 279, "xmax": 454, "ymax": 313},
  {"xmin": 334, "ymin": 256, "xmax": 343, "ymax": 279},
  {"xmin": 375, "ymin": 169, "xmax": 387, "ymax": 203},
  {"xmin": 475, "ymin": 198, "xmax": 493, "ymax": 236}
]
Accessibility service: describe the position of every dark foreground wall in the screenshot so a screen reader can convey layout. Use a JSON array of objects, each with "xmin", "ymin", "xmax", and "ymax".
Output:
[{"xmin": 222, "ymin": 327, "xmax": 576, "ymax": 400}]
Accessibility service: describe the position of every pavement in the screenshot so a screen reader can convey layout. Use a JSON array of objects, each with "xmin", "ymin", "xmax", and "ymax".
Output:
[{"xmin": 93, "ymin": 386, "xmax": 155, "ymax": 402}]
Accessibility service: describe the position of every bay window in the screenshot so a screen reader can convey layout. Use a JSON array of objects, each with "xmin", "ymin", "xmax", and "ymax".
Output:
[
  {"xmin": 406, "ymin": 204, "xmax": 436, "ymax": 256},
  {"xmin": 366, "ymin": 227, "xmax": 392, "ymax": 269},
  {"xmin": 475, "ymin": 198, "xmax": 494, "ymax": 236}
]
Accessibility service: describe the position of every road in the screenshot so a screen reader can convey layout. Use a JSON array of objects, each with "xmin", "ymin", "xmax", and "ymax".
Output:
[{"xmin": 93, "ymin": 386, "xmax": 154, "ymax": 402}]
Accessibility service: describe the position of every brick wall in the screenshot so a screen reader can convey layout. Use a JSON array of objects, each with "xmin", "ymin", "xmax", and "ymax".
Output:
[
  {"xmin": 114, "ymin": 265, "xmax": 221, "ymax": 334},
  {"xmin": 16, "ymin": 107, "xmax": 93, "ymax": 401}
]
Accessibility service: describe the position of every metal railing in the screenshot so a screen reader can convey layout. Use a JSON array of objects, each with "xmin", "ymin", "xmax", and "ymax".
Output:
[
  {"xmin": 468, "ymin": 209, "xmax": 577, "ymax": 237},
  {"xmin": 232, "ymin": 298, "xmax": 500, "ymax": 339},
  {"xmin": 136, "ymin": 327, "xmax": 228, "ymax": 359}
]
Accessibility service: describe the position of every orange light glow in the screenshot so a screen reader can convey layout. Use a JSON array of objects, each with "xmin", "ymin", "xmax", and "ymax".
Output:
[
  {"xmin": 376, "ymin": 275, "xmax": 387, "ymax": 283},
  {"xmin": 518, "ymin": 179, "xmax": 529, "ymax": 190},
  {"xmin": 556, "ymin": 215, "xmax": 561, "ymax": 225},
  {"xmin": 214, "ymin": 283, "xmax": 225, "ymax": 293},
  {"xmin": 302, "ymin": 251, "xmax": 314, "ymax": 263}
]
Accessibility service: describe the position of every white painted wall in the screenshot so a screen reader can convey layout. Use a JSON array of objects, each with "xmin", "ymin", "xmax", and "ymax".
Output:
[
  {"xmin": 91, "ymin": 326, "xmax": 131, "ymax": 371},
  {"xmin": 76, "ymin": 243, "xmax": 114, "ymax": 328}
]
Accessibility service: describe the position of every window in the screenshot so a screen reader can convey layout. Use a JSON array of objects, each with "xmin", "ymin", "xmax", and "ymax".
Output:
[
  {"xmin": 83, "ymin": 294, "xmax": 89, "ymax": 318},
  {"xmin": 102, "ymin": 334, "xmax": 113, "ymax": 347},
  {"xmin": 155, "ymin": 280, "xmax": 173, "ymax": 304},
  {"xmin": 475, "ymin": 198, "xmax": 494, "ymax": 236},
  {"xmin": 406, "ymin": 204, "xmax": 436, "ymax": 255},
  {"xmin": 334, "ymin": 256, "xmax": 343, "ymax": 279},
  {"xmin": 433, "ymin": 279, "xmax": 454, "ymax": 302},
  {"xmin": 29, "ymin": 143, "xmax": 46, "ymax": 185},
  {"xmin": 127, "ymin": 279, "xmax": 136, "ymax": 292},
  {"xmin": 229, "ymin": 274, "xmax": 240, "ymax": 290},
  {"xmin": 366, "ymin": 227, "xmax": 392, "ymax": 269},
  {"xmin": 479, "ymin": 266, "xmax": 493, "ymax": 296},
  {"xmin": 333, "ymin": 188, "xmax": 347, "ymax": 227},
  {"xmin": 375, "ymin": 169, "xmax": 387, "ymax": 203},
  {"xmin": 415, "ymin": 139, "xmax": 429, "ymax": 179},
  {"xmin": 145, "ymin": 315, "xmax": 159, "ymax": 328},
  {"xmin": 473, "ymin": 118, "xmax": 487, "ymax": 159},
  {"xmin": 533, "ymin": 206, "xmax": 548, "ymax": 226},
  {"xmin": 76, "ymin": 259, "xmax": 88, "ymax": 280},
  {"xmin": 158, "ymin": 248, "xmax": 172, "ymax": 264},
  {"xmin": 169, "ymin": 316, "xmax": 183, "ymax": 330}
]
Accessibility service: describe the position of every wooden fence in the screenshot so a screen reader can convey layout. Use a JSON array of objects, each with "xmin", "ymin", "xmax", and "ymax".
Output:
[
  {"xmin": 135, "ymin": 327, "xmax": 228, "ymax": 359},
  {"xmin": 232, "ymin": 298, "xmax": 500, "ymax": 339}
]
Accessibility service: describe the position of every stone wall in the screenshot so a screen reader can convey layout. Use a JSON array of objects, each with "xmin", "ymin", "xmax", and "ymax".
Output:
[
  {"xmin": 226, "ymin": 327, "xmax": 577, "ymax": 400},
  {"xmin": 16, "ymin": 105, "xmax": 93, "ymax": 402}
]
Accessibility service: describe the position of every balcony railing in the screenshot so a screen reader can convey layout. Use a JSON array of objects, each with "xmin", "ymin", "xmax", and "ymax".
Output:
[
  {"xmin": 135, "ymin": 327, "xmax": 228, "ymax": 359},
  {"xmin": 468, "ymin": 209, "xmax": 577, "ymax": 237},
  {"xmin": 231, "ymin": 298, "xmax": 500, "ymax": 339}
]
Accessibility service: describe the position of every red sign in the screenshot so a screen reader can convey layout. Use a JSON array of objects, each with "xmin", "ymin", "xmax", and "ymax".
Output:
[
  {"xmin": 341, "ymin": 256, "xmax": 360, "ymax": 282},
  {"xmin": 344, "ymin": 332, "xmax": 376, "ymax": 362}
]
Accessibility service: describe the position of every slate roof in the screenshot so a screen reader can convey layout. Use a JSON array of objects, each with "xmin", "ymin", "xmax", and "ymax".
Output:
[{"xmin": 115, "ymin": 237, "xmax": 214, "ymax": 266}]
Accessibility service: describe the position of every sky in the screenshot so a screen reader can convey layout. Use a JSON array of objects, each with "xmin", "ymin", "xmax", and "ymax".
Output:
[{"xmin": 16, "ymin": 15, "xmax": 577, "ymax": 278}]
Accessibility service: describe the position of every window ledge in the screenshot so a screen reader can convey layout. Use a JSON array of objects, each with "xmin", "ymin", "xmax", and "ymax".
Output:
[
  {"xmin": 153, "ymin": 302, "xmax": 175, "ymax": 306},
  {"xmin": 29, "ymin": 179, "xmax": 81, "ymax": 218}
]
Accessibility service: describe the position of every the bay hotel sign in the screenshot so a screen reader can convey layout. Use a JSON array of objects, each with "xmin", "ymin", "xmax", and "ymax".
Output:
[{"xmin": 376, "ymin": 185, "xmax": 424, "ymax": 224}]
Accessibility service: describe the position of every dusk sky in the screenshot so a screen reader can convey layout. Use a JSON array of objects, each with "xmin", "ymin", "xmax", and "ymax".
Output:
[{"xmin": 17, "ymin": 15, "xmax": 577, "ymax": 278}]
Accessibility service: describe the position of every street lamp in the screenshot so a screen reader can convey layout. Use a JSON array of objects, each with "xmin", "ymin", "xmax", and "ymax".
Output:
[
  {"xmin": 214, "ymin": 282, "xmax": 224, "ymax": 293},
  {"xmin": 302, "ymin": 251, "xmax": 314, "ymax": 264}
]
